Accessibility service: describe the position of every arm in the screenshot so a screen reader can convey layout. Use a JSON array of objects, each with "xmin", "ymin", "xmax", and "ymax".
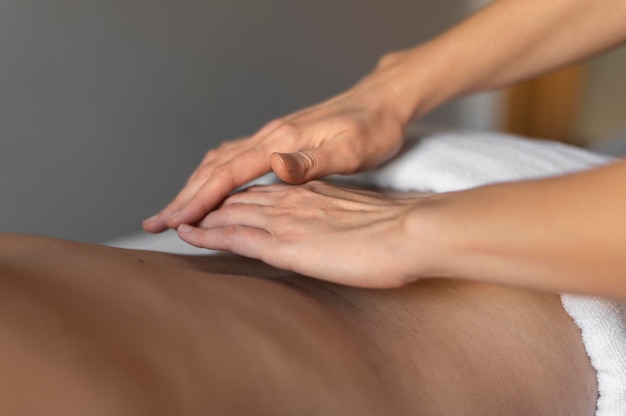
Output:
[
  {"xmin": 145, "ymin": 0, "xmax": 626, "ymax": 232},
  {"xmin": 378, "ymin": 0, "xmax": 626, "ymax": 121},
  {"xmin": 411, "ymin": 160, "xmax": 626, "ymax": 298}
]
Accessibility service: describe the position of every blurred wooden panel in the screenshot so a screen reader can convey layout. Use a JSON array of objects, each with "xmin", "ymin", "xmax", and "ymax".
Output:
[{"xmin": 504, "ymin": 65, "xmax": 585, "ymax": 144}]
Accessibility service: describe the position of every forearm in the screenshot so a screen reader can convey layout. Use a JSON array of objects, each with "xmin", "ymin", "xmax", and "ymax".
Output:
[
  {"xmin": 412, "ymin": 160, "xmax": 626, "ymax": 298},
  {"xmin": 369, "ymin": 0, "xmax": 626, "ymax": 123}
]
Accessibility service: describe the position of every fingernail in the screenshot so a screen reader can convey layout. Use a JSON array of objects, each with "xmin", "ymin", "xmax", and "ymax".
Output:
[
  {"xmin": 144, "ymin": 214, "xmax": 159, "ymax": 223},
  {"xmin": 178, "ymin": 224, "xmax": 192, "ymax": 233},
  {"xmin": 277, "ymin": 153, "xmax": 296, "ymax": 172}
]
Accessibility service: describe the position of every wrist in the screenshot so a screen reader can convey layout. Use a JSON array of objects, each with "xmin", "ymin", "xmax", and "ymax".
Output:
[
  {"xmin": 369, "ymin": 49, "xmax": 426, "ymax": 124},
  {"xmin": 366, "ymin": 44, "xmax": 466, "ymax": 124},
  {"xmin": 345, "ymin": 49, "xmax": 426, "ymax": 129},
  {"xmin": 399, "ymin": 193, "xmax": 457, "ymax": 281}
]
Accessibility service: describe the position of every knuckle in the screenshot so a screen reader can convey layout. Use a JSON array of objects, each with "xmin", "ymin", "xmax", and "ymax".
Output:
[
  {"xmin": 253, "ymin": 119, "xmax": 284, "ymax": 140},
  {"xmin": 212, "ymin": 163, "xmax": 231, "ymax": 179},
  {"xmin": 203, "ymin": 149, "xmax": 219, "ymax": 162},
  {"xmin": 212, "ymin": 163, "xmax": 238, "ymax": 189},
  {"xmin": 221, "ymin": 192, "xmax": 243, "ymax": 206},
  {"xmin": 187, "ymin": 165, "xmax": 212, "ymax": 185},
  {"xmin": 221, "ymin": 225, "xmax": 242, "ymax": 249},
  {"xmin": 376, "ymin": 51, "xmax": 404, "ymax": 70},
  {"xmin": 216, "ymin": 138, "xmax": 243, "ymax": 153},
  {"xmin": 216, "ymin": 142, "xmax": 231, "ymax": 152},
  {"xmin": 197, "ymin": 163, "xmax": 215, "ymax": 178},
  {"xmin": 221, "ymin": 137, "xmax": 242, "ymax": 147},
  {"xmin": 271, "ymin": 122, "xmax": 299, "ymax": 140},
  {"xmin": 283, "ymin": 186, "xmax": 309, "ymax": 200},
  {"xmin": 261, "ymin": 119, "xmax": 284, "ymax": 133},
  {"xmin": 221, "ymin": 202, "xmax": 245, "ymax": 216},
  {"xmin": 223, "ymin": 224, "xmax": 241, "ymax": 237}
]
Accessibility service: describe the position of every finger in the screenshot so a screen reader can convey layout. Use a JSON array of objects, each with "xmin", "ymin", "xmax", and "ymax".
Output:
[
  {"xmin": 144, "ymin": 166, "xmax": 225, "ymax": 233},
  {"xmin": 177, "ymin": 224, "xmax": 271, "ymax": 260},
  {"xmin": 270, "ymin": 139, "xmax": 361, "ymax": 184},
  {"xmin": 242, "ymin": 183, "xmax": 293, "ymax": 193},
  {"xmin": 197, "ymin": 203, "xmax": 272, "ymax": 229},
  {"xmin": 145, "ymin": 119, "xmax": 298, "ymax": 232},
  {"xmin": 159, "ymin": 117, "xmax": 306, "ymax": 228},
  {"xmin": 166, "ymin": 164, "xmax": 267, "ymax": 228},
  {"xmin": 148, "ymin": 145, "xmax": 258, "ymax": 220},
  {"xmin": 188, "ymin": 136, "xmax": 257, "ymax": 184},
  {"xmin": 144, "ymin": 135, "xmax": 271, "ymax": 232},
  {"xmin": 143, "ymin": 178, "xmax": 210, "ymax": 233},
  {"xmin": 166, "ymin": 147, "xmax": 273, "ymax": 229},
  {"xmin": 189, "ymin": 121, "xmax": 281, "ymax": 185},
  {"xmin": 219, "ymin": 192, "xmax": 277, "ymax": 208}
]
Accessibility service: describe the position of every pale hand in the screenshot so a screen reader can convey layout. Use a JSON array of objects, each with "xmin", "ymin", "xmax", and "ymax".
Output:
[
  {"xmin": 177, "ymin": 181, "xmax": 429, "ymax": 288},
  {"xmin": 143, "ymin": 71, "xmax": 408, "ymax": 233}
]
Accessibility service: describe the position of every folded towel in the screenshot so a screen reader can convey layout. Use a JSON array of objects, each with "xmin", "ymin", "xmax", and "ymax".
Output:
[
  {"xmin": 346, "ymin": 127, "xmax": 609, "ymax": 192},
  {"xmin": 345, "ymin": 128, "xmax": 624, "ymax": 416}
]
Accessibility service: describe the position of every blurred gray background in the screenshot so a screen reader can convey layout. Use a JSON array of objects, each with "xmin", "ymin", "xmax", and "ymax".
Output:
[{"xmin": 0, "ymin": 0, "xmax": 489, "ymax": 243}]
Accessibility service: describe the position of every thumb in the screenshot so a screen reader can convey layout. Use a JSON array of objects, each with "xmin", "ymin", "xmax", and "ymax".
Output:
[
  {"xmin": 271, "ymin": 138, "xmax": 362, "ymax": 184},
  {"xmin": 270, "ymin": 149, "xmax": 331, "ymax": 184}
]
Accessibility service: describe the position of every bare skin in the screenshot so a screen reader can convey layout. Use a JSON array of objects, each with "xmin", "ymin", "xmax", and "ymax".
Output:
[
  {"xmin": 143, "ymin": 0, "xmax": 626, "ymax": 234},
  {"xmin": 0, "ymin": 233, "xmax": 597, "ymax": 415},
  {"xmin": 177, "ymin": 168, "xmax": 626, "ymax": 298},
  {"xmin": 142, "ymin": 0, "xmax": 626, "ymax": 297},
  {"xmin": 144, "ymin": 0, "xmax": 626, "ymax": 232}
]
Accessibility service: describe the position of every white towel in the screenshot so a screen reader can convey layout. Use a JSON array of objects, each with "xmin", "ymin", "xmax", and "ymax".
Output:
[
  {"xmin": 346, "ymin": 127, "xmax": 609, "ymax": 192},
  {"xmin": 344, "ymin": 128, "xmax": 625, "ymax": 416}
]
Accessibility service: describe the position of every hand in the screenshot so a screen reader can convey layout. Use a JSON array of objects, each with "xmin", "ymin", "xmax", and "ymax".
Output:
[
  {"xmin": 176, "ymin": 181, "xmax": 430, "ymax": 288},
  {"xmin": 143, "ymin": 67, "xmax": 411, "ymax": 233}
]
